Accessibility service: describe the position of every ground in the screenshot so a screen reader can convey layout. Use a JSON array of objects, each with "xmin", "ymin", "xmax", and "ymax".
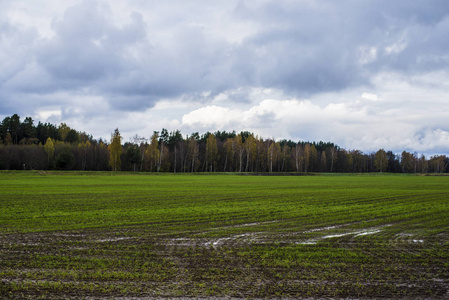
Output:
[{"xmin": 0, "ymin": 172, "xmax": 448, "ymax": 298}]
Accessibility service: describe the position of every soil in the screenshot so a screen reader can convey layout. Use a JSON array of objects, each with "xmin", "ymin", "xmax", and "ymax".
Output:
[{"xmin": 1, "ymin": 224, "xmax": 448, "ymax": 299}]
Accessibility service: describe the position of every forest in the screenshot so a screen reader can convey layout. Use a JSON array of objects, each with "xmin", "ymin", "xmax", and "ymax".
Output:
[{"xmin": 0, "ymin": 114, "xmax": 447, "ymax": 173}]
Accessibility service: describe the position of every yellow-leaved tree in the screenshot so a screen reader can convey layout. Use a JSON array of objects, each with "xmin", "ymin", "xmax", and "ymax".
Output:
[
  {"xmin": 374, "ymin": 149, "xmax": 388, "ymax": 172},
  {"xmin": 145, "ymin": 131, "xmax": 160, "ymax": 172},
  {"xmin": 109, "ymin": 128, "xmax": 122, "ymax": 171},
  {"xmin": 44, "ymin": 137, "xmax": 55, "ymax": 167},
  {"xmin": 268, "ymin": 140, "xmax": 280, "ymax": 173},
  {"xmin": 206, "ymin": 133, "xmax": 218, "ymax": 172}
]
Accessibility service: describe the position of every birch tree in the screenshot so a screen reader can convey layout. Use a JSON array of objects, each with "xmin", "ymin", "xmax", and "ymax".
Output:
[
  {"xmin": 235, "ymin": 134, "xmax": 244, "ymax": 172},
  {"xmin": 109, "ymin": 128, "xmax": 122, "ymax": 171},
  {"xmin": 146, "ymin": 132, "xmax": 160, "ymax": 172},
  {"xmin": 303, "ymin": 143, "xmax": 311, "ymax": 172},
  {"xmin": 310, "ymin": 144, "xmax": 318, "ymax": 172},
  {"xmin": 206, "ymin": 133, "xmax": 218, "ymax": 172},
  {"xmin": 223, "ymin": 137, "xmax": 234, "ymax": 172},
  {"xmin": 44, "ymin": 137, "xmax": 55, "ymax": 167},
  {"xmin": 329, "ymin": 147, "xmax": 337, "ymax": 172},
  {"xmin": 320, "ymin": 151, "xmax": 327, "ymax": 172},
  {"xmin": 374, "ymin": 149, "xmax": 388, "ymax": 172},
  {"xmin": 268, "ymin": 140, "xmax": 280, "ymax": 173},
  {"xmin": 244, "ymin": 134, "xmax": 257, "ymax": 172},
  {"xmin": 295, "ymin": 144, "xmax": 303, "ymax": 172},
  {"xmin": 187, "ymin": 135, "xmax": 199, "ymax": 172}
]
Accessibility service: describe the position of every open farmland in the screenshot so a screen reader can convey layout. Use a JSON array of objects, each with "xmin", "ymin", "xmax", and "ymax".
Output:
[{"xmin": 0, "ymin": 171, "xmax": 448, "ymax": 299}]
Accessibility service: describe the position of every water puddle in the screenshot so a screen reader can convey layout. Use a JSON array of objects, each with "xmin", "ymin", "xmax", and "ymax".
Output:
[
  {"xmin": 305, "ymin": 225, "xmax": 342, "ymax": 233},
  {"xmin": 205, "ymin": 233, "xmax": 259, "ymax": 247},
  {"xmin": 209, "ymin": 220, "xmax": 278, "ymax": 232},
  {"xmin": 165, "ymin": 224, "xmax": 393, "ymax": 248},
  {"xmin": 354, "ymin": 229, "xmax": 382, "ymax": 236},
  {"xmin": 297, "ymin": 225, "xmax": 390, "ymax": 245},
  {"xmin": 395, "ymin": 232, "xmax": 425, "ymax": 244},
  {"xmin": 96, "ymin": 237, "xmax": 134, "ymax": 243}
]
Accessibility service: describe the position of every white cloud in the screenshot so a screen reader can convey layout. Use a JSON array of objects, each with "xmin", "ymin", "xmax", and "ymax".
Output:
[
  {"xmin": 1, "ymin": 0, "xmax": 449, "ymax": 156},
  {"xmin": 361, "ymin": 93, "xmax": 379, "ymax": 101},
  {"xmin": 385, "ymin": 40, "xmax": 407, "ymax": 55},
  {"xmin": 36, "ymin": 110, "xmax": 62, "ymax": 121},
  {"xmin": 182, "ymin": 106, "xmax": 241, "ymax": 129},
  {"xmin": 176, "ymin": 75, "xmax": 449, "ymax": 155},
  {"xmin": 358, "ymin": 46, "xmax": 378, "ymax": 64},
  {"xmin": 415, "ymin": 129, "xmax": 449, "ymax": 155}
]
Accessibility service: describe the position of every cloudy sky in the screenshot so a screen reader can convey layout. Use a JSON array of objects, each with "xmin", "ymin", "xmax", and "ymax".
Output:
[{"xmin": 1, "ymin": 0, "xmax": 448, "ymax": 155}]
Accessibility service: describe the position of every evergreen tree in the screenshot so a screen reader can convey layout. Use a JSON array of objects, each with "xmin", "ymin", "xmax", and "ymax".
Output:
[
  {"xmin": 19, "ymin": 117, "xmax": 36, "ymax": 142},
  {"xmin": 126, "ymin": 145, "xmax": 141, "ymax": 172}
]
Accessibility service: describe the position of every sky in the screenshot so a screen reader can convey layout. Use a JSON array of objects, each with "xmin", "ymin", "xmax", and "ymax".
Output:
[{"xmin": 1, "ymin": 0, "xmax": 449, "ymax": 155}]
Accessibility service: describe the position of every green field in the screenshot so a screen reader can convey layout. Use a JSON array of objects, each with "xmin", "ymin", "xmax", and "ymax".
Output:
[{"xmin": 1, "ymin": 171, "xmax": 448, "ymax": 298}]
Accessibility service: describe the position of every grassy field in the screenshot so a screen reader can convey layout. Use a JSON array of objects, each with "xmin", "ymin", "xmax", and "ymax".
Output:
[{"xmin": 0, "ymin": 171, "xmax": 448, "ymax": 298}]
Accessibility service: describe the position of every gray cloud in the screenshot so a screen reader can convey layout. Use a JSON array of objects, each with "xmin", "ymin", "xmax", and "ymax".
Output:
[
  {"xmin": 36, "ymin": 1, "xmax": 146, "ymax": 90},
  {"xmin": 4, "ymin": 0, "xmax": 449, "ymax": 106},
  {"xmin": 230, "ymin": 0, "xmax": 449, "ymax": 95},
  {"xmin": 1, "ymin": 0, "xmax": 449, "ymax": 154}
]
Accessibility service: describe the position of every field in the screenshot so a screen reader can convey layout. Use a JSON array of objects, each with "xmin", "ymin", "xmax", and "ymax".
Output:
[{"xmin": 0, "ymin": 171, "xmax": 448, "ymax": 299}]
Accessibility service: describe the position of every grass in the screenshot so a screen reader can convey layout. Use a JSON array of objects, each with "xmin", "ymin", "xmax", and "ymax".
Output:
[{"xmin": 0, "ymin": 171, "xmax": 448, "ymax": 298}]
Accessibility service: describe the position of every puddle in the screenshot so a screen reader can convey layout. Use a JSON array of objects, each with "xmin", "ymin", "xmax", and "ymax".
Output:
[
  {"xmin": 300, "ymin": 241, "xmax": 318, "ymax": 245},
  {"xmin": 53, "ymin": 233, "xmax": 86, "ymax": 238},
  {"xmin": 205, "ymin": 233, "xmax": 259, "ymax": 247},
  {"xmin": 166, "ymin": 224, "xmax": 393, "ymax": 248},
  {"xmin": 305, "ymin": 225, "xmax": 341, "ymax": 233},
  {"xmin": 298, "ymin": 225, "xmax": 390, "ymax": 245},
  {"xmin": 13, "ymin": 243, "xmax": 42, "ymax": 246},
  {"xmin": 233, "ymin": 221, "xmax": 277, "ymax": 227},
  {"xmin": 209, "ymin": 220, "xmax": 278, "ymax": 231},
  {"xmin": 395, "ymin": 233, "xmax": 425, "ymax": 243},
  {"xmin": 96, "ymin": 237, "xmax": 133, "ymax": 243},
  {"xmin": 354, "ymin": 229, "xmax": 382, "ymax": 236}
]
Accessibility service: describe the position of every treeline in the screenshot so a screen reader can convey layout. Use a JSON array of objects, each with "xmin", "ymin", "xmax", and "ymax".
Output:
[{"xmin": 0, "ymin": 114, "xmax": 448, "ymax": 173}]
